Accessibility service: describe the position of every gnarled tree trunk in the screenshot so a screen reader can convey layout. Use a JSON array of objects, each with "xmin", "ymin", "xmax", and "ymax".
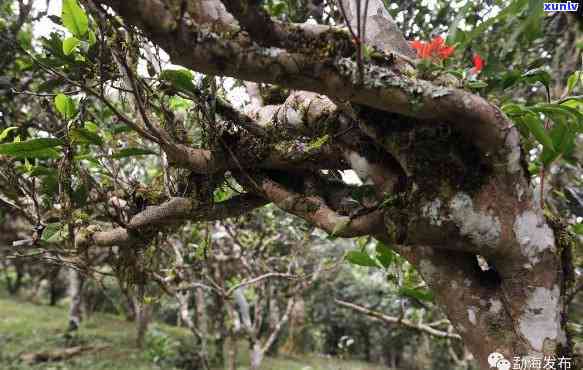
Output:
[{"xmin": 82, "ymin": 1, "xmax": 575, "ymax": 367}]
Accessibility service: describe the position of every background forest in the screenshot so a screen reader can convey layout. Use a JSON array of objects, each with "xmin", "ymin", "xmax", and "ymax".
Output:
[{"xmin": 0, "ymin": 0, "xmax": 582, "ymax": 369}]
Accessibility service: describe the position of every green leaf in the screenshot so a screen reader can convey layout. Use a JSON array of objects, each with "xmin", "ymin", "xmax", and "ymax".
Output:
[
  {"xmin": 375, "ymin": 242, "xmax": 395, "ymax": 268},
  {"xmin": 502, "ymin": 103, "xmax": 528, "ymax": 117},
  {"xmin": 62, "ymin": 36, "xmax": 80, "ymax": 55},
  {"xmin": 522, "ymin": 68, "xmax": 551, "ymax": 95},
  {"xmin": 169, "ymin": 96, "xmax": 193, "ymax": 111},
  {"xmin": 398, "ymin": 287, "xmax": 434, "ymax": 302},
  {"xmin": 0, "ymin": 138, "xmax": 62, "ymax": 158},
  {"xmin": 566, "ymin": 71, "xmax": 582, "ymax": 95},
  {"xmin": 531, "ymin": 103, "xmax": 583, "ymax": 131},
  {"xmin": 526, "ymin": 57, "xmax": 547, "ymax": 70},
  {"xmin": 466, "ymin": 80, "xmax": 488, "ymax": 89},
  {"xmin": 111, "ymin": 147, "xmax": 156, "ymax": 159},
  {"xmin": 87, "ymin": 29, "xmax": 97, "ymax": 46},
  {"xmin": 540, "ymin": 146, "xmax": 560, "ymax": 167},
  {"xmin": 84, "ymin": 121, "xmax": 99, "ymax": 132},
  {"xmin": 0, "ymin": 127, "xmax": 17, "ymax": 142},
  {"xmin": 70, "ymin": 127, "xmax": 103, "ymax": 146},
  {"xmin": 54, "ymin": 93, "xmax": 76, "ymax": 120},
  {"xmin": 522, "ymin": 113, "xmax": 554, "ymax": 152},
  {"xmin": 61, "ymin": 0, "xmax": 88, "ymax": 38},
  {"xmin": 42, "ymin": 222, "xmax": 66, "ymax": 242},
  {"xmin": 544, "ymin": 120, "xmax": 575, "ymax": 164},
  {"xmin": 572, "ymin": 223, "xmax": 583, "ymax": 235},
  {"xmin": 500, "ymin": 70, "xmax": 523, "ymax": 90},
  {"xmin": 550, "ymin": 120, "xmax": 573, "ymax": 153},
  {"xmin": 560, "ymin": 96, "xmax": 583, "ymax": 106},
  {"xmin": 345, "ymin": 250, "xmax": 377, "ymax": 268},
  {"xmin": 110, "ymin": 123, "xmax": 132, "ymax": 135},
  {"xmin": 29, "ymin": 166, "xmax": 57, "ymax": 177},
  {"xmin": 160, "ymin": 69, "xmax": 197, "ymax": 95}
]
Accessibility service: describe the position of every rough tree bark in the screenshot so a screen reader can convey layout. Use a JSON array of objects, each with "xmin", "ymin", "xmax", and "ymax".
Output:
[
  {"xmin": 77, "ymin": 0, "xmax": 576, "ymax": 368},
  {"xmin": 134, "ymin": 282, "xmax": 152, "ymax": 349}
]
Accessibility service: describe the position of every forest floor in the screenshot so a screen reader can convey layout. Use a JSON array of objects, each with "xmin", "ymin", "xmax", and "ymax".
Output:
[{"xmin": 0, "ymin": 296, "xmax": 390, "ymax": 370}]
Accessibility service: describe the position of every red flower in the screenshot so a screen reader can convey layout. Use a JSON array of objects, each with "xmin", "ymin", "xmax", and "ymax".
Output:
[
  {"xmin": 438, "ymin": 45, "xmax": 455, "ymax": 59},
  {"xmin": 429, "ymin": 35, "xmax": 444, "ymax": 50},
  {"xmin": 470, "ymin": 53, "xmax": 485, "ymax": 75},
  {"xmin": 410, "ymin": 40, "xmax": 429, "ymax": 58},
  {"xmin": 409, "ymin": 36, "xmax": 455, "ymax": 61}
]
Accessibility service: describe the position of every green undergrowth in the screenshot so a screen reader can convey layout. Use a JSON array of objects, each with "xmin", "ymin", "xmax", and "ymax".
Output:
[{"xmin": 0, "ymin": 295, "xmax": 390, "ymax": 370}]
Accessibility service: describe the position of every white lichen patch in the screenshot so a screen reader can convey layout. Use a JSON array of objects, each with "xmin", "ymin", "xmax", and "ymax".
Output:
[
  {"xmin": 418, "ymin": 259, "xmax": 438, "ymax": 280},
  {"xmin": 467, "ymin": 306, "xmax": 478, "ymax": 325},
  {"xmin": 257, "ymin": 47, "xmax": 282, "ymax": 58},
  {"xmin": 347, "ymin": 151, "xmax": 373, "ymax": 184},
  {"xmin": 489, "ymin": 299, "xmax": 503, "ymax": 314},
  {"xmin": 505, "ymin": 130, "xmax": 523, "ymax": 174},
  {"xmin": 284, "ymin": 106, "xmax": 303, "ymax": 127},
  {"xmin": 451, "ymin": 281, "xmax": 458, "ymax": 290},
  {"xmin": 515, "ymin": 183, "xmax": 525, "ymax": 202},
  {"xmin": 421, "ymin": 199, "xmax": 443, "ymax": 226},
  {"xmin": 513, "ymin": 210, "xmax": 555, "ymax": 266},
  {"xmin": 449, "ymin": 193, "xmax": 502, "ymax": 248},
  {"xmin": 518, "ymin": 286, "xmax": 562, "ymax": 352},
  {"xmin": 431, "ymin": 87, "xmax": 452, "ymax": 98},
  {"xmin": 464, "ymin": 278, "xmax": 472, "ymax": 288}
]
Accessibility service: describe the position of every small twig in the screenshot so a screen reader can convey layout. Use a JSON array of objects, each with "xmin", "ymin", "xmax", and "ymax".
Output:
[
  {"xmin": 10, "ymin": 88, "xmax": 83, "ymax": 97},
  {"xmin": 226, "ymin": 272, "xmax": 298, "ymax": 297}
]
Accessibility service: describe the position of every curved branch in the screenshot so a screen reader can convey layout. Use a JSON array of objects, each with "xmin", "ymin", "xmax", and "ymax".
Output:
[
  {"xmin": 240, "ymin": 173, "xmax": 386, "ymax": 237},
  {"xmin": 75, "ymin": 193, "xmax": 268, "ymax": 248},
  {"xmin": 335, "ymin": 298, "xmax": 461, "ymax": 340}
]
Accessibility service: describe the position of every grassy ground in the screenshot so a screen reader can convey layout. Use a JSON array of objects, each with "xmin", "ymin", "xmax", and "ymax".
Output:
[{"xmin": 0, "ymin": 296, "xmax": 390, "ymax": 370}]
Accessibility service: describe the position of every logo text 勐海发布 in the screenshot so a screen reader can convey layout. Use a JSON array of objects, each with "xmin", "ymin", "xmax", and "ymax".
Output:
[{"xmin": 488, "ymin": 352, "xmax": 573, "ymax": 370}]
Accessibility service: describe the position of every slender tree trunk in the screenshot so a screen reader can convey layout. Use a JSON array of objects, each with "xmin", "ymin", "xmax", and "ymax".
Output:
[
  {"xmin": 47, "ymin": 266, "xmax": 61, "ymax": 306},
  {"xmin": 14, "ymin": 262, "xmax": 23, "ymax": 295},
  {"xmin": 2, "ymin": 265, "xmax": 15, "ymax": 294},
  {"xmin": 121, "ymin": 286, "xmax": 136, "ymax": 322},
  {"xmin": 67, "ymin": 268, "xmax": 85, "ymax": 333},
  {"xmin": 195, "ymin": 286, "xmax": 210, "ymax": 369},
  {"xmin": 249, "ymin": 342, "xmax": 264, "ymax": 370},
  {"xmin": 360, "ymin": 327, "xmax": 371, "ymax": 362},
  {"xmin": 134, "ymin": 283, "xmax": 151, "ymax": 349},
  {"xmin": 266, "ymin": 283, "xmax": 280, "ymax": 356},
  {"xmin": 224, "ymin": 329, "xmax": 238, "ymax": 370}
]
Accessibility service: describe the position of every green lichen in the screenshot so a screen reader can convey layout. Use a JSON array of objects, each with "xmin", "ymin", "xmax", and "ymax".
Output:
[{"xmin": 306, "ymin": 134, "xmax": 329, "ymax": 151}]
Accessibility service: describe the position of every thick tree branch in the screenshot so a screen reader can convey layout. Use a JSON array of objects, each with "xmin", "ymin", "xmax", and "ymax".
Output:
[
  {"xmin": 73, "ymin": 194, "xmax": 268, "ymax": 248},
  {"xmin": 240, "ymin": 173, "xmax": 386, "ymax": 237},
  {"xmin": 163, "ymin": 140, "xmax": 348, "ymax": 174},
  {"xmin": 94, "ymin": 0, "xmax": 516, "ymax": 166}
]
